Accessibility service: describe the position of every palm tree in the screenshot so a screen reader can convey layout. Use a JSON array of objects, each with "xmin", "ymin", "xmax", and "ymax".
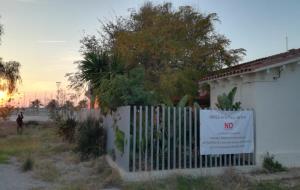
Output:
[{"xmin": 67, "ymin": 51, "xmax": 123, "ymax": 108}]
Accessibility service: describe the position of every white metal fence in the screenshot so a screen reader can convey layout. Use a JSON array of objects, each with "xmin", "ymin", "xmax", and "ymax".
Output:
[
  {"xmin": 128, "ymin": 106, "xmax": 255, "ymax": 172},
  {"xmin": 70, "ymin": 106, "xmax": 255, "ymax": 175}
]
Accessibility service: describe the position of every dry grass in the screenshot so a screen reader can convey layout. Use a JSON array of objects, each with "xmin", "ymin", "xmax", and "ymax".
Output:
[
  {"xmin": 2, "ymin": 121, "xmax": 300, "ymax": 190},
  {"xmin": 34, "ymin": 160, "xmax": 60, "ymax": 182},
  {"xmin": 0, "ymin": 121, "xmax": 121, "ymax": 189}
]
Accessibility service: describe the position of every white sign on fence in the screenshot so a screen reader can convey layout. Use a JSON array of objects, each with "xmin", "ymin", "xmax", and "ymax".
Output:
[{"xmin": 200, "ymin": 110, "xmax": 254, "ymax": 155}]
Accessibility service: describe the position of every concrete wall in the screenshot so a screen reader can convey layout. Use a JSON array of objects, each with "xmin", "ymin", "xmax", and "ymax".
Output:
[
  {"xmin": 254, "ymin": 63, "xmax": 300, "ymax": 167},
  {"xmin": 104, "ymin": 106, "xmax": 131, "ymax": 172},
  {"xmin": 208, "ymin": 62, "xmax": 300, "ymax": 167},
  {"xmin": 210, "ymin": 74, "xmax": 256, "ymax": 109}
]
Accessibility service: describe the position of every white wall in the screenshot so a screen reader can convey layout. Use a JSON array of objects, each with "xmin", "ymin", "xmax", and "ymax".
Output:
[
  {"xmin": 209, "ymin": 74, "xmax": 256, "ymax": 109},
  {"xmin": 254, "ymin": 63, "xmax": 300, "ymax": 167},
  {"xmin": 208, "ymin": 62, "xmax": 300, "ymax": 167}
]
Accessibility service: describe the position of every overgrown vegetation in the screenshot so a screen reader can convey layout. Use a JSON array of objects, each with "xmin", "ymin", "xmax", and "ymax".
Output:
[
  {"xmin": 0, "ymin": 19, "xmax": 21, "ymax": 120},
  {"xmin": 1, "ymin": 121, "xmax": 300, "ymax": 189},
  {"xmin": 216, "ymin": 87, "xmax": 242, "ymax": 110},
  {"xmin": 67, "ymin": 2, "xmax": 246, "ymax": 110},
  {"xmin": 56, "ymin": 116, "xmax": 77, "ymax": 143},
  {"xmin": 0, "ymin": 106, "xmax": 14, "ymax": 120},
  {"xmin": 262, "ymin": 152, "xmax": 286, "ymax": 173},
  {"xmin": 75, "ymin": 117, "xmax": 106, "ymax": 160},
  {"xmin": 21, "ymin": 157, "xmax": 34, "ymax": 172},
  {"xmin": 114, "ymin": 128, "xmax": 125, "ymax": 153},
  {"xmin": 24, "ymin": 120, "xmax": 39, "ymax": 127}
]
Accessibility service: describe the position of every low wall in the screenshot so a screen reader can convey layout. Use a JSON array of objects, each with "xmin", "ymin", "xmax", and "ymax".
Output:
[{"xmin": 72, "ymin": 106, "xmax": 257, "ymax": 181}]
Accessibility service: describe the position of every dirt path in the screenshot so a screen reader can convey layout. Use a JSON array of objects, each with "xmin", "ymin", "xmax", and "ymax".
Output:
[{"xmin": 0, "ymin": 159, "xmax": 48, "ymax": 190}]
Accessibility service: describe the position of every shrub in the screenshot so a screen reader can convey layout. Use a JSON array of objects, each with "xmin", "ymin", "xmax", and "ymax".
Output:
[
  {"xmin": 57, "ymin": 117, "xmax": 77, "ymax": 143},
  {"xmin": 22, "ymin": 157, "xmax": 34, "ymax": 172},
  {"xmin": 262, "ymin": 152, "xmax": 286, "ymax": 173},
  {"xmin": 216, "ymin": 87, "xmax": 241, "ymax": 110},
  {"xmin": 75, "ymin": 117, "xmax": 106, "ymax": 159},
  {"xmin": 24, "ymin": 120, "xmax": 39, "ymax": 127},
  {"xmin": 0, "ymin": 106, "xmax": 14, "ymax": 120},
  {"xmin": 114, "ymin": 128, "xmax": 125, "ymax": 153}
]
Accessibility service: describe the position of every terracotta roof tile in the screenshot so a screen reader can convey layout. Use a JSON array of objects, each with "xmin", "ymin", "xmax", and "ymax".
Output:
[{"xmin": 199, "ymin": 48, "xmax": 300, "ymax": 82}]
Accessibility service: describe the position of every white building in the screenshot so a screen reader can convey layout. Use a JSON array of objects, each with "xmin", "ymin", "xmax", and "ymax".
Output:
[{"xmin": 199, "ymin": 49, "xmax": 300, "ymax": 167}]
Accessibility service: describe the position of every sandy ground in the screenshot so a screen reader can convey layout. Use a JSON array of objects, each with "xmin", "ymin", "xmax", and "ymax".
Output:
[
  {"xmin": 0, "ymin": 121, "xmax": 121, "ymax": 190},
  {"xmin": 8, "ymin": 115, "xmax": 50, "ymax": 122},
  {"xmin": 0, "ymin": 158, "xmax": 49, "ymax": 190}
]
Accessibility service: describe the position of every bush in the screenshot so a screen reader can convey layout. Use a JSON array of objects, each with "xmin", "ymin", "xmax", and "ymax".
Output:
[
  {"xmin": 216, "ymin": 87, "xmax": 241, "ymax": 110},
  {"xmin": 22, "ymin": 157, "xmax": 34, "ymax": 172},
  {"xmin": 262, "ymin": 153, "xmax": 286, "ymax": 173},
  {"xmin": 114, "ymin": 128, "xmax": 125, "ymax": 154},
  {"xmin": 75, "ymin": 117, "xmax": 106, "ymax": 159},
  {"xmin": 24, "ymin": 120, "xmax": 39, "ymax": 127},
  {"xmin": 57, "ymin": 117, "xmax": 77, "ymax": 143}
]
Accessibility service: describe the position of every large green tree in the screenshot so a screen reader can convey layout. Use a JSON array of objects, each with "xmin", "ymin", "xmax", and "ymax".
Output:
[
  {"xmin": 0, "ymin": 19, "xmax": 21, "ymax": 95},
  {"xmin": 102, "ymin": 3, "xmax": 245, "ymax": 90},
  {"xmin": 0, "ymin": 18, "xmax": 21, "ymax": 120},
  {"xmin": 69, "ymin": 2, "xmax": 245, "ymax": 108}
]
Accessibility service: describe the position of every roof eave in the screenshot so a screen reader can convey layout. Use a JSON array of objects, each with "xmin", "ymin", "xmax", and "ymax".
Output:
[{"xmin": 199, "ymin": 56, "xmax": 300, "ymax": 85}]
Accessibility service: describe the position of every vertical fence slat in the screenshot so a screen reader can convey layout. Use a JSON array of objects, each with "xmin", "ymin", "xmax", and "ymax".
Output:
[
  {"xmin": 189, "ymin": 107, "xmax": 192, "ymax": 168},
  {"xmin": 173, "ymin": 107, "xmax": 176, "ymax": 169},
  {"xmin": 128, "ymin": 107, "xmax": 255, "ymax": 171},
  {"xmin": 139, "ymin": 106, "xmax": 142, "ymax": 171},
  {"xmin": 184, "ymin": 107, "xmax": 187, "ymax": 169},
  {"xmin": 167, "ymin": 107, "xmax": 171, "ymax": 170},
  {"xmin": 213, "ymin": 155, "xmax": 218, "ymax": 167},
  {"xmin": 234, "ymin": 154, "xmax": 237, "ymax": 166},
  {"xmin": 145, "ymin": 106, "xmax": 148, "ymax": 171},
  {"xmin": 156, "ymin": 107, "xmax": 160, "ymax": 170},
  {"xmin": 151, "ymin": 107, "xmax": 154, "ymax": 170},
  {"xmin": 162, "ymin": 106, "xmax": 165, "ymax": 170},
  {"xmin": 194, "ymin": 108, "xmax": 197, "ymax": 168},
  {"xmin": 199, "ymin": 109, "xmax": 202, "ymax": 168},
  {"xmin": 248, "ymin": 153, "xmax": 251, "ymax": 165},
  {"xmin": 179, "ymin": 107, "xmax": 181, "ymax": 169},
  {"xmin": 133, "ymin": 106, "xmax": 136, "ymax": 172},
  {"xmin": 253, "ymin": 109, "xmax": 256, "ymax": 165}
]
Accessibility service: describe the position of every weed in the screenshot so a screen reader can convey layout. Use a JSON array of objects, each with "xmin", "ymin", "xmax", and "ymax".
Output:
[
  {"xmin": 34, "ymin": 161, "xmax": 60, "ymax": 182},
  {"xmin": 57, "ymin": 117, "xmax": 77, "ymax": 143},
  {"xmin": 75, "ymin": 117, "xmax": 106, "ymax": 160},
  {"xmin": 252, "ymin": 181, "xmax": 285, "ymax": 190},
  {"xmin": 22, "ymin": 157, "xmax": 34, "ymax": 172},
  {"xmin": 263, "ymin": 153, "xmax": 286, "ymax": 173}
]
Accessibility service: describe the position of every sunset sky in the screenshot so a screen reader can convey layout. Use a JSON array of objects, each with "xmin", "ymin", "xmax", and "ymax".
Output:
[{"xmin": 0, "ymin": 0, "xmax": 300, "ymax": 105}]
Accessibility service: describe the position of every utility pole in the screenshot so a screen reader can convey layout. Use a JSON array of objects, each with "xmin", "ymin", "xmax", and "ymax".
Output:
[
  {"xmin": 285, "ymin": 33, "xmax": 289, "ymax": 51},
  {"xmin": 56, "ymin": 82, "xmax": 61, "ymax": 106}
]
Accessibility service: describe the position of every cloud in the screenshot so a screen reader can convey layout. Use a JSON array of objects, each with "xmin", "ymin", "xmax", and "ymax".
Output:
[{"xmin": 37, "ymin": 40, "xmax": 66, "ymax": 44}]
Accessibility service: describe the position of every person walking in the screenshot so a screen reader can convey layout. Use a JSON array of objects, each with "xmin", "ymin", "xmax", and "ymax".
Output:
[{"xmin": 16, "ymin": 112, "xmax": 24, "ymax": 134}]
